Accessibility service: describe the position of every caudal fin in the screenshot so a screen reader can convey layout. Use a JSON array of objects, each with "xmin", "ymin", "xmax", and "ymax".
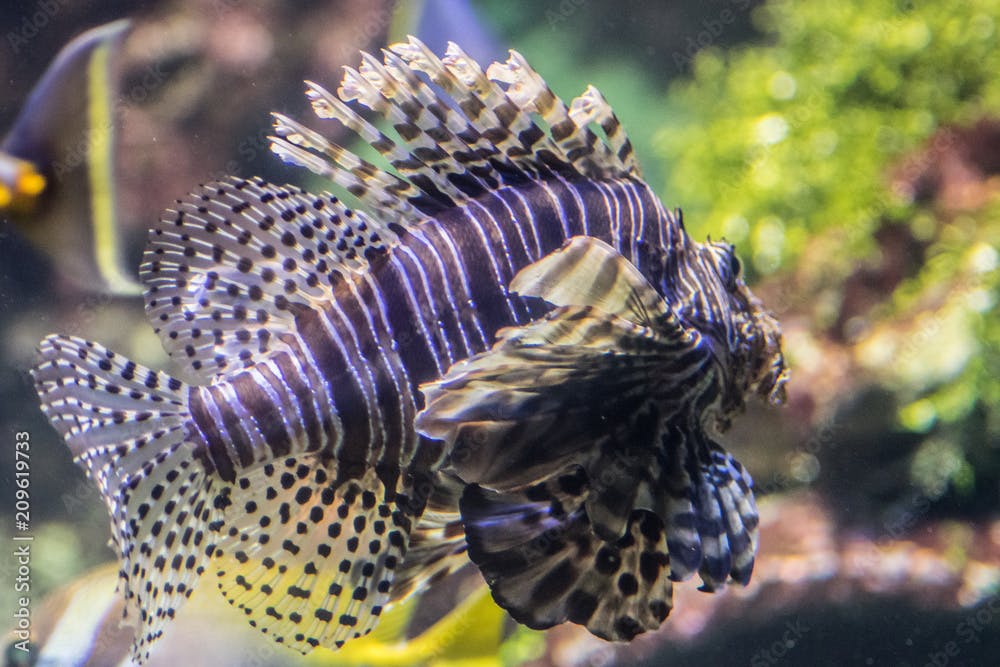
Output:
[{"xmin": 32, "ymin": 335, "xmax": 216, "ymax": 663}]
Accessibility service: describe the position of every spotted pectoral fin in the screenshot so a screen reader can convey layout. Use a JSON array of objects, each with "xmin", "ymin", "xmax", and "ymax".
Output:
[
  {"xmin": 209, "ymin": 460, "xmax": 410, "ymax": 653},
  {"xmin": 461, "ymin": 472, "xmax": 673, "ymax": 642},
  {"xmin": 416, "ymin": 304, "xmax": 707, "ymax": 491},
  {"xmin": 510, "ymin": 236, "xmax": 670, "ymax": 329}
]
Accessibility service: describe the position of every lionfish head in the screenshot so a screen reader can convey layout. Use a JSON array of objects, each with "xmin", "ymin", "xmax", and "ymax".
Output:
[{"xmin": 676, "ymin": 237, "xmax": 789, "ymax": 422}]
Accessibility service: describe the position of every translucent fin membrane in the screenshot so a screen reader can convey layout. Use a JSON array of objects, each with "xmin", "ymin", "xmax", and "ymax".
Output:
[
  {"xmin": 270, "ymin": 37, "xmax": 639, "ymax": 232},
  {"xmin": 142, "ymin": 177, "xmax": 392, "ymax": 380},
  {"xmin": 33, "ymin": 336, "xmax": 213, "ymax": 663}
]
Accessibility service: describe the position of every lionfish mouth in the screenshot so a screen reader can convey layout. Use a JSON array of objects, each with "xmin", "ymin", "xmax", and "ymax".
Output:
[{"xmin": 751, "ymin": 308, "xmax": 789, "ymax": 406}]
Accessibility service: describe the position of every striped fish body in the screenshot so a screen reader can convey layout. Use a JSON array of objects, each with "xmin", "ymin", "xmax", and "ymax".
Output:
[
  {"xmin": 32, "ymin": 37, "xmax": 788, "ymax": 663},
  {"xmin": 178, "ymin": 174, "xmax": 678, "ymax": 508}
]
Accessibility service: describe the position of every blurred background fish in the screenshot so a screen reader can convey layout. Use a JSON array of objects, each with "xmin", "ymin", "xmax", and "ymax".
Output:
[
  {"xmin": 0, "ymin": 19, "xmax": 141, "ymax": 295},
  {"xmin": 390, "ymin": 0, "xmax": 504, "ymax": 66},
  {"xmin": 0, "ymin": 2, "xmax": 502, "ymax": 298},
  {"xmin": 3, "ymin": 562, "xmax": 536, "ymax": 667}
]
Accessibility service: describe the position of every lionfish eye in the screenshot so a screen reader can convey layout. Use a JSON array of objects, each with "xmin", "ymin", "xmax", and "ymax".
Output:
[
  {"xmin": 713, "ymin": 243, "xmax": 740, "ymax": 292},
  {"xmin": 727, "ymin": 246, "xmax": 742, "ymax": 286}
]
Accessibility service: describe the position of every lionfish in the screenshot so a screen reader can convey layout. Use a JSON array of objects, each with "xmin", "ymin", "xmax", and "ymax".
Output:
[{"xmin": 32, "ymin": 37, "xmax": 788, "ymax": 662}]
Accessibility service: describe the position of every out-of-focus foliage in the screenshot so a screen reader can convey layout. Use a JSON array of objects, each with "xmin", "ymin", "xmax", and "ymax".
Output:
[
  {"xmin": 863, "ymin": 207, "xmax": 1000, "ymax": 500},
  {"xmin": 658, "ymin": 0, "xmax": 1000, "ymax": 503},
  {"xmin": 476, "ymin": 0, "xmax": 763, "ymax": 194},
  {"xmin": 659, "ymin": 0, "xmax": 1000, "ymax": 275}
]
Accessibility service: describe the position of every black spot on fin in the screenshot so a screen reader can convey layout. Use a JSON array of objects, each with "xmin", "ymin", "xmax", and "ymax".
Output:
[
  {"xmin": 210, "ymin": 461, "xmax": 410, "ymax": 654},
  {"xmin": 141, "ymin": 176, "xmax": 392, "ymax": 381},
  {"xmin": 417, "ymin": 238, "xmax": 761, "ymax": 610},
  {"xmin": 32, "ymin": 335, "xmax": 218, "ymax": 663},
  {"xmin": 389, "ymin": 471, "xmax": 469, "ymax": 602},
  {"xmin": 461, "ymin": 472, "xmax": 673, "ymax": 642}
]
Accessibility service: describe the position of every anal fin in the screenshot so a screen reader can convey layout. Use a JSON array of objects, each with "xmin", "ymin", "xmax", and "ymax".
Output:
[
  {"xmin": 210, "ymin": 459, "xmax": 411, "ymax": 653},
  {"xmin": 390, "ymin": 471, "xmax": 469, "ymax": 602}
]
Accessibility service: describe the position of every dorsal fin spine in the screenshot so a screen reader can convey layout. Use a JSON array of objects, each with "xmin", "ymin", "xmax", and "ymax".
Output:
[
  {"xmin": 391, "ymin": 39, "xmax": 542, "ymax": 175},
  {"xmin": 305, "ymin": 80, "xmax": 414, "ymax": 167},
  {"xmin": 268, "ymin": 133, "xmax": 418, "ymax": 222},
  {"xmin": 443, "ymin": 42, "xmax": 564, "ymax": 166},
  {"xmin": 275, "ymin": 37, "xmax": 639, "ymax": 253},
  {"xmin": 372, "ymin": 50, "xmax": 499, "ymax": 196},
  {"xmin": 385, "ymin": 41, "xmax": 531, "ymax": 183},
  {"xmin": 354, "ymin": 53, "xmax": 493, "ymax": 200},
  {"xmin": 488, "ymin": 51, "xmax": 608, "ymax": 177},
  {"xmin": 272, "ymin": 112, "xmax": 416, "ymax": 202},
  {"xmin": 570, "ymin": 85, "xmax": 637, "ymax": 176}
]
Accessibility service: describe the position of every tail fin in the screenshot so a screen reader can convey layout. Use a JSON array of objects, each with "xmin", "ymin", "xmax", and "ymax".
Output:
[{"xmin": 32, "ymin": 335, "xmax": 216, "ymax": 663}]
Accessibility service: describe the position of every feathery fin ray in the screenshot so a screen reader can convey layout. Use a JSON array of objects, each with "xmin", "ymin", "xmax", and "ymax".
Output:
[
  {"xmin": 141, "ymin": 176, "xmax": 391, "ymax": 381},
  {"xmin": 271, "ymin": 36, "xmax": 637, "ymax": 233},
  {"xmin": 211, "ymin": 465, "xmax": 409, "ymax": 653},
  {"xmin": 32, "ymin": 335, "xmax": 217, "ymax": 663},
  {"xmin": 29, "ymin": 36, "xmax": 781, "ymax": 661},
  {"xmin": 416, "ymin": 237, "xmax": 761, "ymax": 633},
  {"xmin": 32, "ymin": 334, "xmax": 419, "ymax": 660},
  {"xmin": 461, "ymin": 473, "xmax": 674, "ymax": 641}
]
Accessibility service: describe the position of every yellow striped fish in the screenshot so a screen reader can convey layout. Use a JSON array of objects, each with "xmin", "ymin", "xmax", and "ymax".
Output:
[
  {"xmin": 31, "ymin": 37, "xmax": 788, "ymax": 664},
  {"xmin": 3, "ymin": 562, "xmax": 516, "ymax": 667},
  {"xmin": 1, "ymin": 20, "xmax": 140, "ymax": 295}
]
